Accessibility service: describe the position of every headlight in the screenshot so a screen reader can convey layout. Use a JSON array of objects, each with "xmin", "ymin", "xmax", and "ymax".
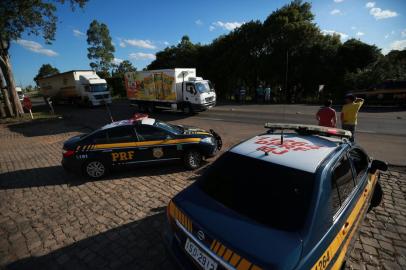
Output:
[{"xmin": 201, "ymin": 137, "xmax": 215, "ymax": 145}]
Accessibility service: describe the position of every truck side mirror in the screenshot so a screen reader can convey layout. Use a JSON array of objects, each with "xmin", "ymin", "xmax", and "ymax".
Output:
[{"xmin": 370, "ymin": 159, "xmax": 388, "ymax": 174}]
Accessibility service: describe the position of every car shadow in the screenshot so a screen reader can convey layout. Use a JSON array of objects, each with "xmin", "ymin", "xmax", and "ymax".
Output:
[
  {"xmin": 8, "ymin": 100, "xmax": 200, "ymax": 138},
  {"xmin": 6, "ymin": 212, "xmax": 177, "ymax": 270},
  {"xmin": 7, "ymin": 117, "xmax": 92, "ymax": 137},
  {"xmin": 0, "ymin": 161, "xmax": 209, "ymax": 190}
]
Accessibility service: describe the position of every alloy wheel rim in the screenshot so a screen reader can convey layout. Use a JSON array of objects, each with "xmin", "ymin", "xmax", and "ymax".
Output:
[
  {"xmin": 189, "ymin": 153, "xmax": 199, "ymax": 167},
  {"xmin": 86, "ymin": 161, "xmax": 105, "ymax": 177}
]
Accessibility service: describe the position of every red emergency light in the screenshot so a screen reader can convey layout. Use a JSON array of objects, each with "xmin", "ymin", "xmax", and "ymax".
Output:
[{"xmin": 132, "ymin": 113, "xmax": 149, "ymax": 121}]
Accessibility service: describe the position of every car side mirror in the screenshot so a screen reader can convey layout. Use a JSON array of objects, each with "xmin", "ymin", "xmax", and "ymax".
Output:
[
  {"xmin": 370, "ymin": 159, "xmax": 388, "ymax": 174},
  {"xmin": 165, "ymin": 135, "xmax": 172, "ymax": 140}
]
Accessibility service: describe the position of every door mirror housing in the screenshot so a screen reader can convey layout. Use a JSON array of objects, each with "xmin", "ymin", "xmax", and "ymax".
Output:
[{"xmin": 370, "ymin": 159, "xmax": 388, "ymax": 173}]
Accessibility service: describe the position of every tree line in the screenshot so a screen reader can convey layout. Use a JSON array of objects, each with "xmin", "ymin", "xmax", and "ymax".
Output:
[
  {"xmin": 148, "ymin": 1, "xmax": 406, "ymax": 103},
  {"xmin": 2, "ymin": 0, "xmax": 406, "ymax": 119}
]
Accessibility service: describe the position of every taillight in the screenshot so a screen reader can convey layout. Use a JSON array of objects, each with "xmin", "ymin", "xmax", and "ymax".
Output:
[
  {"xmin": 63, "ymin": 149, "xmax": 75, "ymax": 158},
  {"xmin": 167, "ymin": 201, "xmax": 176, "ymax": 228}
]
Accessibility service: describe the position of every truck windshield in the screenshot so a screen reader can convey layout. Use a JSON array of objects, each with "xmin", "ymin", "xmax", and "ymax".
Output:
[
  {"xmin": 90, "ymin": 84, "xmax": 108, "ymax": 92},
  {"xmin": 154, "ymin": 120, "xmax": 184, "ymax": 134},
  {"xmin": 197, "ymin": 152, "xmax": 315, "ymax": 231},
  {"xmin": 195, "ymin": 82, "xmax": 212, "ymax": 93}
]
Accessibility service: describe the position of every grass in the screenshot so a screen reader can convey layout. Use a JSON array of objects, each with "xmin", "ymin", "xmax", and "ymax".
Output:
[
  {"xmin": 0, "ymin": 111, "xmax": 62, "ymax": 124},
  {"xmin": 26, "ymin": 90, "xmax": 42, "ymax": 98}
]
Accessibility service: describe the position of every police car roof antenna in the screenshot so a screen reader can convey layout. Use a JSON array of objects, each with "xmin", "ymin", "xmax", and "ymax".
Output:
[
  {"xmin": 281, "ymin": 49, "xmax": 288, "ymax": 146},
  {"xmin": 103, "ymin": 99, "xmax": 114, "ymax": 123},
  {"xmin": 280, "ymin": 129, "xmax": 284, "ymax": 145}
]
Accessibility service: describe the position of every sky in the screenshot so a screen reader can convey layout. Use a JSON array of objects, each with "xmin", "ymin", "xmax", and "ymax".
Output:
[{"xmin": 10, "ymin": 0, "xmax": 406, "ymax": 87}]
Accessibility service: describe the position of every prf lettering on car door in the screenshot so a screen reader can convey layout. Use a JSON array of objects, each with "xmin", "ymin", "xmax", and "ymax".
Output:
[{"xmin": 111, "ymin": 151, "xmax": 135, "ymax": 162}]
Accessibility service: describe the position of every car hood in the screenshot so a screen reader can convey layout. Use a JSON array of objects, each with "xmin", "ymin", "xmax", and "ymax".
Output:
[
  {"xmin": 173, "ymin": 184, "xmax": 303, "ymax": 270},
  {"xmin": 179, "ymin": 125, "xmax": 211, "ymax": 135},
  {"xmin": 63, "ymin": 135, "xmax": 83, "ymax": 150}
]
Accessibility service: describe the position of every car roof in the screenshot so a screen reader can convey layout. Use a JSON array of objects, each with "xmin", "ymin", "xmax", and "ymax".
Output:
[
  {"xmin": 100, "ymin": 118, "xmax": 156, "ymax": 130},
  {"xmin": 229, "ymin": 133, "xmax": 342, "ymax": 173}
]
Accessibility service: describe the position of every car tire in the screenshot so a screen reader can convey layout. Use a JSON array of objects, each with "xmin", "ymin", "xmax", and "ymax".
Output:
[
  {"xmin": 83, "ymin": 160, "xmax": 108, "ymax": 179},
  {"xmin": 368, "ymin": 180, "xmax": 383, "ymax": 212},
  {"xmin": 147, "ymin": 104, "xmax": 154, "ymax": 113},
  {"xmin": 184, "ymin": 150, "xmax": 202, "ymax": 170}
]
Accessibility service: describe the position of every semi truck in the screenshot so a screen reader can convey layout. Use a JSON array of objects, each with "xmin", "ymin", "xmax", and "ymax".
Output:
[
  {"xmin": 38, "ymin": 70, "xmax": 112, "ymax": 106},
  {"xmin": 124, "ymin": 68, "xmax": 216, "ymax": 113}
]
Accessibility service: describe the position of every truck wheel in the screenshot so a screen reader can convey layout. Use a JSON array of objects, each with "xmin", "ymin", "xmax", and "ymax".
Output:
[
  {"xmin": 138, "ymin": 104, "xmax": 146, "ymax": 112},
  {"xmin": 184, "ymin": 150, "xmax": 202, "ymax": 170},
  {"xmin": 147, "ymin": 104, "xmax": 154, "ymax": 113},
  {"xmin": 83, "ymin": 160, "xmax": 108, "ymax": 179},
  {"xmin": 182, "ymin": 104, "xmax": 192, "ymax": 114}
]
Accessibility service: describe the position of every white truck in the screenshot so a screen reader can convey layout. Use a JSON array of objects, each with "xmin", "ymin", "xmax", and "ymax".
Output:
[
  {"xmin": 124, "ymin": 68, "xmax": 216, "ymax": 113},
  {"xmin": 38, "ymin": 70, "xmax": 112, "ymax": 106}
]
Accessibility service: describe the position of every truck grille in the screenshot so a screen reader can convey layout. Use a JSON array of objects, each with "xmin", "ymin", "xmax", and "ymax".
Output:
[
  {"xmin": 94, "ymin": 94, "xmax": 110, "ymax": 100},
  {"xmin": 205, "ymin": 97, "xmax": 214, "ymax": 102}
]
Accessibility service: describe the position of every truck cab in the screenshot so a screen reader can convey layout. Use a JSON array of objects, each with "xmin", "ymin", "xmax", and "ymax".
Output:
[
  {"xmin": 79, "ymin": 74, "xmax": 112, "ymax": 106},
  {"xmin": 125, "ymin": 68, "xmax": 216, "ymax": 114},
  {"xmin": 181, "ymin": 77, "xmax": 216, "ymax": 112}
]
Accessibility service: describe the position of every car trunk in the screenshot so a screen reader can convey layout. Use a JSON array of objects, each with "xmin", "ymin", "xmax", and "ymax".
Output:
[{"xmin": 173, "ymin": 184, "xmax": 303, "ymax": 270}]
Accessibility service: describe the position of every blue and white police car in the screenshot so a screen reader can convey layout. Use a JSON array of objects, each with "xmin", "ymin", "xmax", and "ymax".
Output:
[{"xmin": 165, "ymin": 123, "xmax": 387, "ymax": 270}]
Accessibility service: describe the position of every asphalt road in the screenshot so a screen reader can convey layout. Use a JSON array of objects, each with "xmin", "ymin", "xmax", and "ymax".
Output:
[
  {"xmin": 30, "ymin": 98, "xmax": 406, "ymax": 165},
  {"xmin": 175, "ymin": 104, "xmax": 406, "ymax": 166}
]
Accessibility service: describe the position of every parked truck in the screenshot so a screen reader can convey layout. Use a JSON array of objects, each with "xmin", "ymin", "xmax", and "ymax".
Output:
[
  {"xmin": 124, "ymin": 68, "xmax": 216, "ymax": 113},
  {"xmin": 38, "ymin": 70, "xmax": 112, "ymax": 106}
]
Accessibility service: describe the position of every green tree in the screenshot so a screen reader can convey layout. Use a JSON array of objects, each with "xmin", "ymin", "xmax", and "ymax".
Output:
[
  {"xmin": 0, "ymin": 0, "xmax": 88, "ymax": 117},
  {"xmin": 86, "ymin": 20, "xmax": 115, "ymax": 78},
  {"xmin": 113, "ymin": 60, "xmax": 136, "ymax": 77},
  {"xmin": 34, "ymin": 63, "xmax": 59, "ymax": 84},
  {"xmin": 108, "ymin": 60, "xmax": 137, "ymax": 97},
  {"xmin": 338, "ymin": 39, "xmax": 381, "ymax": 73}
]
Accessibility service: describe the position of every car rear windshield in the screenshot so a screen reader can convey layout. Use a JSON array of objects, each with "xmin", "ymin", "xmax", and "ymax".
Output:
[{"xmin": 197, "ymin": 152, "xmax": 315, "ymax": 231}]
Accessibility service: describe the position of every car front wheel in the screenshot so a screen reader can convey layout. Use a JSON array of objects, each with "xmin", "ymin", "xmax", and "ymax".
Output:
[
  {"xmin": 184, "ymin": 150, "xmax": 202, "ymax": 170},
  {"xmin": 83, "ymin": 160, "xmax": 107, "ymax": 179}
]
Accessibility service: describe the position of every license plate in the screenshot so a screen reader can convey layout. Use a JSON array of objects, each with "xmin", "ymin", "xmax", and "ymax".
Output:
[{"xmin": 184, "ymin": 238, "xmax": 218, "ymax": 270}]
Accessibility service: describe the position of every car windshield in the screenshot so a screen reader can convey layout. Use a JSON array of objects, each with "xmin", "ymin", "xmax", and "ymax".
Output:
[
  {"xmin": 153, "ymin": 120, "xmax": 183, "ymax": 134},
  {"xmin": 197, "ymin": 152, "xmax": 315, "ymax": 231},
  {"xmin": 195, "ymin": 82, "xmax": 212, "ymax": 93},
  {"xmin": 90, "ymin": 84, "xmax": 108, "ymax": 92}
]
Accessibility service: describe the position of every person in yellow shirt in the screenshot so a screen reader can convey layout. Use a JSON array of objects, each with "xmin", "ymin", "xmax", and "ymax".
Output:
[{"xmin": 341, "ymin": 94, "xmax": 364, "ymax": 142}]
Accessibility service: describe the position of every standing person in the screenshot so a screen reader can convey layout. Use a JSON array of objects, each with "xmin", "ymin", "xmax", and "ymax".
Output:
[
  {"xmin": 256, "ymin": 84, "xmax": 264, "ymax": 103},
  {"xmin": 316, "ymin": 99, "xmax": 337, "ymax": 128},
  {"xmin": 341, "ymin": 94, "xmax": 364, "ymax": 142},
  {"xmin": 239, "ymin": 85, "xmax": 246, "ymax": 104},
  {"xmin": 264, "ymin": 85, "xmax": 271, "ymax": 103},
  {"xmin": 234, "ymin": 87, "xmax": 240, "ymax": 103}
]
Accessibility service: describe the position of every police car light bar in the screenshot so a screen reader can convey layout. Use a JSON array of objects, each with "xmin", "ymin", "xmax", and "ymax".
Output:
[
  {"xmin": 132, "ymin": 113, "xmax": 149, "ymax": 121},
  {"xmin": 264, "ymin": 123, "xmax": 352, "ymax": 138}
]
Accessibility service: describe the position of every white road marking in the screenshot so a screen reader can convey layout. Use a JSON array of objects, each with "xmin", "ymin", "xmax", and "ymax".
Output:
[
  {"xmin": 194, "ymin": 117, "xmax": 224, "ymax": 121},
  {"xmin": 357, "ymin": 130, "xmax": 377, "ymax": 134}
]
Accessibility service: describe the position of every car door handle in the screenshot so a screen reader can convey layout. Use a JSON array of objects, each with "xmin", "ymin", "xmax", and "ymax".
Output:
[
  {"xmin": 138, "ymin": 147, "xmax": 148, "ymax": 150},
  {"xmin": 103, "ymin": 149, "xmax": 112, "ymax": 152}
]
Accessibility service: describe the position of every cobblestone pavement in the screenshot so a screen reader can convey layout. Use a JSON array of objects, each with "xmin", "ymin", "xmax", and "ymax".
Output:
[{"xmin": 0, "ymin": 115, "xmax": 406, "ymax": 269}]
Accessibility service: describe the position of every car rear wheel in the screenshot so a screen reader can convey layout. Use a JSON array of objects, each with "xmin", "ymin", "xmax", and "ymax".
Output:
[
  {"xmin": 368, "ymin": 180, "xmax": 383, "ymax": 212},
  {"xmin": 184, "ymin": 150, "xmax": 202, "ymax": 170},
  {"xmin": 83, "ymin": 160, "xmax": 107, "ymax": 179}
]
